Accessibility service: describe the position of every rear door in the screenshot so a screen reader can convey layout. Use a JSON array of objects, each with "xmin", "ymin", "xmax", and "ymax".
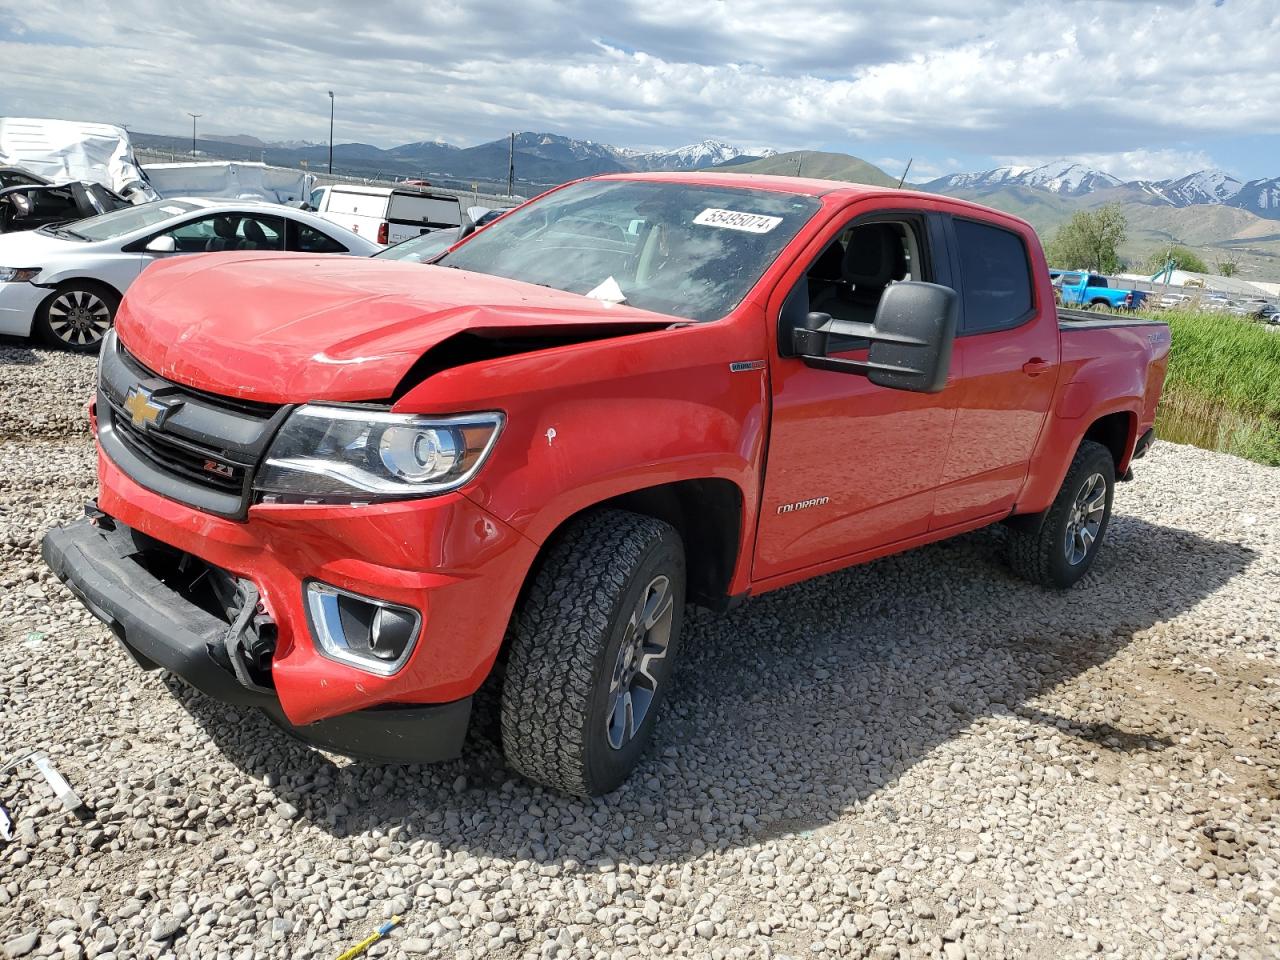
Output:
[
  {"xmin": 385, "ymin": 191, "xmax": 462, "ymax": 243},
  {"xmin": 931, "ymin": 216, "xmax": 1059, "ymax": 528},
  {"xmin": 753, "ymin": 201, "xmax": 961, "ymax": 581},
  {"xmin": 317, "ymin": 189, "xmax": 390, "ymax": 242}
]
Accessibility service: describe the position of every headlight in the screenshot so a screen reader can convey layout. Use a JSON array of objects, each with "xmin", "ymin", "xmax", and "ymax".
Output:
[
  {"xmin": 0, "ymin": 267, "xmax": 40, "ymax": 283},
  {"xmin": 254, "ymin": 405, "xmax": 504, "ymax": 503}
]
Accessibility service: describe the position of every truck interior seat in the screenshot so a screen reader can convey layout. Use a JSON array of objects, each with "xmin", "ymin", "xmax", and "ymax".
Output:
[{"xmin": 812, "ymin": 223, "xmax": 907, "ymax": 323}]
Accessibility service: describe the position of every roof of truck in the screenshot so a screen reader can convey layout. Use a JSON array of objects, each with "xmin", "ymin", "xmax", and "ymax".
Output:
[{"xmin": 593, "ymin": 170, "xmax": 1037, "ymax": 231}]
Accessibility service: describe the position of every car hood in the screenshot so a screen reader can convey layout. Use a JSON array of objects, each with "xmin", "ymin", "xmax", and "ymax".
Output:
[
  {"xmin": 117, "ymin": 252, "xmax": 676, "ymax": 403},
  {"xmin": 0, "ymin": 226, "xmax": 83, "ymax": 259}
]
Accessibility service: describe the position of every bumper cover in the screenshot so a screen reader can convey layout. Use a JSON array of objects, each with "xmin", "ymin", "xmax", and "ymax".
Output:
[{"xmin": 42, "ymin": 515, "xmax": 471, "ymax": 763}]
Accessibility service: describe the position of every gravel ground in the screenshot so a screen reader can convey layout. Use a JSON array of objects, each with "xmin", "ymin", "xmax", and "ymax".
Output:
[{"xmin": 1, "ymin": 338, "xmax": 1277, "ymax": 960}]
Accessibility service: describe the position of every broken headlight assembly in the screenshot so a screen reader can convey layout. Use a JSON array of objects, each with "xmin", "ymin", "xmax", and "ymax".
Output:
[{"xmin": 255, "ymin": 405, "xmax": 504, "ymax": 503}]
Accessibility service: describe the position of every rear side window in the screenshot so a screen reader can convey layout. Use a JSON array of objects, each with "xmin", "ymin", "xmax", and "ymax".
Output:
[{"xmin": 954, "ymin": 219, "xmax": 1034, "ymax": 334}]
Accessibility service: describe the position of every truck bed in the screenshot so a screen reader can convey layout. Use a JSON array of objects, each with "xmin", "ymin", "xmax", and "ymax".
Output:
[{"xmin": 1057, "ymin": 307, "xmax": 1166, "ymax": 330}]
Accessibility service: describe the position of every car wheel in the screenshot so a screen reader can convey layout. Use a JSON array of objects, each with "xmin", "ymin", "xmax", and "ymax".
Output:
[
  {"xmin": 35, "ymin": 282, "xmax": 119, "ymax": 352},
  {"xmin": 501, "ymin": 508, "xmax": 686, "ymax": 796},
  {"xmin": 1007, "ymin": 439, "xmax": 1115, "ymax": 589},
  {"xmin": 1089, "ymin": 299, "xmax": 1111, "ymax": 311}
]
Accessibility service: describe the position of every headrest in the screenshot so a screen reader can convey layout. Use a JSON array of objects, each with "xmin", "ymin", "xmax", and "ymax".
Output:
[
  {"xmin": 243, "ymin": 219, "xmax": 267, "ymax": 242},
  {"xmin": 213, "ymin": 216, "xmax": 239, "ymax": 239},
  {"xmin": 843, "ymin": 223, "xmax": 904, "ymax": 287}
]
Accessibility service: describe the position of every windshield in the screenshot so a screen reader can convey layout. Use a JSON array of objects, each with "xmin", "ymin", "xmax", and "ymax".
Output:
[
  {"xmin": 47, "ymin": 200, "xmax": 199, "ymax": 242},
  {"xmin": 374, "ymin": 228, "xmax": 459, "ymax": 263},
  {"xmin": 437, "ymin": 180, "xmax": 821, "ymax": 322}
]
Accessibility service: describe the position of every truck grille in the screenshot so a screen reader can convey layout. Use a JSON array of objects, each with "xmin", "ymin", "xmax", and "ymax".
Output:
[{"xmin": 96, "ymin": 332, "xmax": 291, "ymax": 520}]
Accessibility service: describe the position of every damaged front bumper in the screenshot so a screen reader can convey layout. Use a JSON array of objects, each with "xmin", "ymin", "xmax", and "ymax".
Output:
[{"xmin": 41, "ymin": 512, "xmax": 471, "ymax": 763}]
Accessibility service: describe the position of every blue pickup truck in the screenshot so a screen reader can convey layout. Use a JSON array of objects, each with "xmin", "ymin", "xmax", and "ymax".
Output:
[{"xmin": 1050, "ymin": 271, "xmax": 1148, "ymax": 311}]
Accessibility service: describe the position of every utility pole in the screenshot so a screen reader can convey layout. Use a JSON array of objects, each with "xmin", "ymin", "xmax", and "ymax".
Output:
[
  {"xmin": 507, "ymin": 132, "xmax": 515, "ymax": 197},
  {"xmin": 187, "ymin": 113, "xmax": 202, "ymax": 157},
  {"xmin": 795, "ymin": 152, "xmax": 804, "ymax": 177},
  {"xmin": 328, "ymin": 91, "xmax": 335, "ymax": 174}
]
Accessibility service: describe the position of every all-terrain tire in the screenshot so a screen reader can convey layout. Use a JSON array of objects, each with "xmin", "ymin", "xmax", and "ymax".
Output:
[
  {"xmin": 501, "ymin": 509, "xmax": 686, "ymax": 796},
  {"xmin": 1007, "ymin": 439, "xmax": 1115, "ymax": 589}
]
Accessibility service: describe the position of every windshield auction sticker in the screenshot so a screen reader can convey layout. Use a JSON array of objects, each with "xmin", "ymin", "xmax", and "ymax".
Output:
[{"xmin": 693, "ymin": 208, "xmax": 783, "ymax": 234}]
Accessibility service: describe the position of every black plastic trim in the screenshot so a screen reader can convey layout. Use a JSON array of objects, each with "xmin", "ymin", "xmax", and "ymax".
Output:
[{"xmin": 42, "ymin": 516, "xmax": 472, "ymax": 764}]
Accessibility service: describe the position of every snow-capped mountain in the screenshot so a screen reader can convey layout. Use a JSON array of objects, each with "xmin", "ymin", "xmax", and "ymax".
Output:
[
  {"xmin": 928, "ymin": 161, "xmax": 1121, "ymax": 196},
  {"xmin": 635, "ymin": 139, "xmax": 760, "ymax": 170},
  {"xmin": 1140, "ymin": 170, "xmax": 1243, "ymax": 206},
  {"xmin": 1233, "ymin": 178, "xmax": 1280, "ymax": 216}
]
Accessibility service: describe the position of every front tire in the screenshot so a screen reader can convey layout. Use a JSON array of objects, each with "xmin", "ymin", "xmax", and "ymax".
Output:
[
  {"xmin": 35, "ymin": 282, "xmax": 119, "ymax": 352},
  {"xmin": 1007, "ymin": 440, "xmax": 1115, "ymax": 589},
  {"xmin": 501, "ymin": 509, "xmax": 686, "ymax": 796}
]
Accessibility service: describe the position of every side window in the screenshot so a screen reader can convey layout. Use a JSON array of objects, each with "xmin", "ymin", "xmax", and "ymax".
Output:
[
  {"xmin": 291, "ymin": 220, "xmax": 348, "ymax": 254},
  {"xmin": 162, "ymin": 216, "xmax": 221, "ymax": 252},
  {"xmin": 238, "ymin": 215, "xmax": 284, "ymax": 251},
  {"xmin": 159, "ymin": 214, "xmax": 284, "ymax": 253},
  {"xmin": 309, "ymin": 188, "xmax": 326, "ymax": 210},
  {"xmin": 795, "ymin": 218, "xmax": 927, "ymax": 351},
  {"xmin": 953, "ymin": 219, "xmax": 1034, "ymax": 334}
]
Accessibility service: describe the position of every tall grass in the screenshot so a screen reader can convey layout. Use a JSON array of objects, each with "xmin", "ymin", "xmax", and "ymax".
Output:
[{"xmin": 1144, "ymin": 310, "xmax": 1280, "ymax": 465}]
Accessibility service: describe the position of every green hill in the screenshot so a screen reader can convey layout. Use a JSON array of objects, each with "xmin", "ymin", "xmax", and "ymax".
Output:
[{"xmin": 718, "ymin": 151, "xmax": 899, "ymax": 187}]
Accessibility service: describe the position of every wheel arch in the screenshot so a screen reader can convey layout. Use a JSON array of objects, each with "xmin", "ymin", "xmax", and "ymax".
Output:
[
  {"xmin": 35, "ymin": 276, "xmax": 125, "ymax": 315},
  {"xmin": 514, "ymin": 477, "xmax": 746, "ymax": 617}
]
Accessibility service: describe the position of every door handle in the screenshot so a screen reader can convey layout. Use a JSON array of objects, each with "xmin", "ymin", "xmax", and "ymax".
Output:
[{"xmin": 1022, "ymin": 358, "xmax": 1052, "ymax": 376}]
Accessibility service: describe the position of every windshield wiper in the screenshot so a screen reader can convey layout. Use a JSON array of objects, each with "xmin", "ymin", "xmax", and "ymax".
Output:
[{"xmin": 48, "ymin": 226, "xmax": 88, "ymax": 241}]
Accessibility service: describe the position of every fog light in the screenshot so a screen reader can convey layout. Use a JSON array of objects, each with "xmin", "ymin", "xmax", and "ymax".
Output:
[{"xmin": 304, "ymin": 581, "xmax": 420, "ymax": 676}]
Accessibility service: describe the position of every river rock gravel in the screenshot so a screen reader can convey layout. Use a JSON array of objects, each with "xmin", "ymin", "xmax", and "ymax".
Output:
[{"xmin": 1, "ymin": 339, "xmax": 1277, "ymax": 959}]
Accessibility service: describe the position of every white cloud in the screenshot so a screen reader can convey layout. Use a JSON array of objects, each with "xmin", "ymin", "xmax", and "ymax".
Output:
[{"xmin": 0, "ymin": 0, "xmax": 1276, "ymax": 175}]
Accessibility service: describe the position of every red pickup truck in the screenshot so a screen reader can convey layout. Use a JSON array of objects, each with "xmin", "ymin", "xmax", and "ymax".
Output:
[{"xmin": 43, "ymin": 173, "xmax": 1169, "ymax": 796}]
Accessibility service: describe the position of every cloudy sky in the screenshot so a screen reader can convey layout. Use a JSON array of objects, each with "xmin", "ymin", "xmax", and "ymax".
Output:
[{"xmin": 2, "ymin": 0, "xmax": 1276, "ymax": 182}]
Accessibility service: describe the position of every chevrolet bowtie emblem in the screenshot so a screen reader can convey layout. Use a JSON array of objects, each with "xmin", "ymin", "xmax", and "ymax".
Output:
[{"xmin": 123, "ymin": 386, "xmax": 174, "ymax": 430}]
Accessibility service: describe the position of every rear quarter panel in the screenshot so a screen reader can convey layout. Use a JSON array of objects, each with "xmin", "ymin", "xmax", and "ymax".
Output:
[{"xmin": 1018, "ymin": 319, "xmax": 1170, "ymax": 513}]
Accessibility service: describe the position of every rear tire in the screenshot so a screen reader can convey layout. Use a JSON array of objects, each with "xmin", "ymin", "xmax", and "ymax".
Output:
[
  {"xmin": 1007, "ymin": 440, "xmax": 1115, "ymax": 589},
  {"xmin": 35, "ymin": 281, "xmax": 119, "ymax": 353},
  {"xmin": 501, "ymin": 509, "xmax": 686, "ymax": 796}
]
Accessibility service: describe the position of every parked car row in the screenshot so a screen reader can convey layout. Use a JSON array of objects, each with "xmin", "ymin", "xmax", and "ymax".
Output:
[{"xmin": 0, "ymin": 198, "xmax": 378, "ymax": 350}]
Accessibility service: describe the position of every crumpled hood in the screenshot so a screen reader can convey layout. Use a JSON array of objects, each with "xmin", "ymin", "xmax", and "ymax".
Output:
[{"xmin": 117, "ymin": 252, "xmax": 672, "ymax": 403}]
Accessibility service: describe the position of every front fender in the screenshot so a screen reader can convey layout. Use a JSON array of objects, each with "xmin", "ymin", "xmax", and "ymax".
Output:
[{"xmin": 394, "ymin": 310, "xmax": 767, "ymax": 548}]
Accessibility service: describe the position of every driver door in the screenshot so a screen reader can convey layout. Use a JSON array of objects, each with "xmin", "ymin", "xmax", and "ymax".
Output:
[{"xmin": 753, "ymin": 203, "xmax": 961, "ymax": 582}]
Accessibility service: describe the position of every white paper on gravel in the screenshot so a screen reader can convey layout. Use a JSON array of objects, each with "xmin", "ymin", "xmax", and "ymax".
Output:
[{"xmin": 0, "ymin": 116, "xmax": 158, "ymax": 201}]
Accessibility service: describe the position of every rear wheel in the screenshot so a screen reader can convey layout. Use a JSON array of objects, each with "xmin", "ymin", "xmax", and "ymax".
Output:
[
  {"xmin": 35, "ymin": 282, "xmax": 119, "ymax": 352},
  {"xmin": 501, "ymin": 509, "xmax": 686, "ymax": 796},
  {"xmin": 1007, "ymin": 440, "xmax": 1115, "ymax": 589}
]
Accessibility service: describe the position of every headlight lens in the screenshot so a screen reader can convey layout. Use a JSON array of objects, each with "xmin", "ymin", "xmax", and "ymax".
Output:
[
  {"xmin": 0, "ymin": 267, "xmax": 40, "ymax": 283},
  {"xmin": 255, "ymin": 405, "xmax": 503, "ymax": 503}
]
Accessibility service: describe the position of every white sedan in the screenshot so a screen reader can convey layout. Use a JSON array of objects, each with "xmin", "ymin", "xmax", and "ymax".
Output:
[{"xmin": 0, "ymin": 198, "xmax": 379, "ymax": 351}]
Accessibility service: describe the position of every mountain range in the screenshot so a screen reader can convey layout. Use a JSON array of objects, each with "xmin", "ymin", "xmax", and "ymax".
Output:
[
  {"xmin": 131, "ymin": 128, "xmax": 1280, "ymax": 278},
  {"xmin": 133, "ymin": 130, "xmax": 775, "ymax": 190},
  {"xmin": 922, "ymin": 160, "xmax": 1280, "ymax": 220}
]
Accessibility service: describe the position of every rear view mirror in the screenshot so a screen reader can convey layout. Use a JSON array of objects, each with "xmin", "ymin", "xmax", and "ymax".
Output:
[
  {"xmin": 145, "ymin": 235, "xmax": 177, "ymax": 254},
  {"xmin": 784, "ymin": 281, "xmax": 957, "ymax": 393}
]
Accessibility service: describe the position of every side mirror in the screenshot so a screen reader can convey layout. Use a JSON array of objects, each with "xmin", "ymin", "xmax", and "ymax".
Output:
[
  {"xmin": 784, "ymin": 281, "xmax": 957, "ymax": 393},
  {"xmin": 145, "ymin": 235, "xmax": 177, "ymax": 254}
]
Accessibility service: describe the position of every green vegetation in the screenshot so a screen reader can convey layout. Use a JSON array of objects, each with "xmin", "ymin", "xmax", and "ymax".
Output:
[
  {"xmin": 1043, "ymin": 205, "xmax": 1127, "ymax": 274},
  {"xmin": 1142, "ymin": 245, "xmax": 1208, "ymax": 275},
  {"xmin": 1149, "ymin": 309, "xmax": 1280, "ymax": 465}
]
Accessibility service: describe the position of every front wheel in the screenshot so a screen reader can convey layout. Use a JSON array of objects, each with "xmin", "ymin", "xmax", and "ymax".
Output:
[
  {"xmin": 35, "ymin": 282, "xmax": 119, "ymax": 352},
  {"xmin": 1007, "ymin": 440, "xmax": 1115, "ymax": 589},
  {"xmin": 501, "ymin": 509, "xmax": 686, "ymax": 796}
]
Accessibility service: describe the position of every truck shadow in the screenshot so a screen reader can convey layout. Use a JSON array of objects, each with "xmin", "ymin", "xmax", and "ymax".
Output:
[{"xmin": 174, "ymin": 512, "xmax": 1254, "ymax": 865}]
